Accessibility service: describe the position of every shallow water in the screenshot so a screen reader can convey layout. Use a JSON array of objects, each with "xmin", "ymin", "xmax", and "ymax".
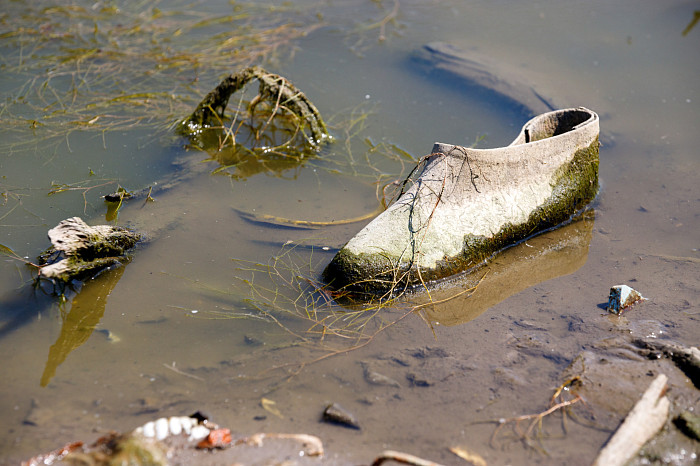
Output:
[{"xmin": 1, "ymin": 1, "xmax": 698, "ymax": 464}]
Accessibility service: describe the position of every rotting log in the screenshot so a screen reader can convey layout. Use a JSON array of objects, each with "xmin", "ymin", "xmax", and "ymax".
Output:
[{"xmin": 38, "ymin": 217, "xmax": 142, "ymax": 284}]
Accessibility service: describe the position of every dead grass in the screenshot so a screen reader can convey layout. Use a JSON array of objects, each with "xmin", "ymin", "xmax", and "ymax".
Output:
[{"xmin": 0, "ymin": 0, "xmax": 324, "ymax": 154}]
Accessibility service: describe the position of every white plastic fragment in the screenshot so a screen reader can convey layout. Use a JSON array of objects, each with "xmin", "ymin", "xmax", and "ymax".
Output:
[
  {"xmin": 154, "ymin": 418, "xmax": 170, "ymax": 440},
  {"xmin": 189, "ymin": 424, "xmax": 211, "ymax": 441},
  {"xmin": 139, "ymin": 421, "xmax": 156, "ymax": 438},
  {"xmin": 177, "ymin": 416, "xmax": 196, "ymax": 436},
  {"xmin": 607, "ymin": 285, "xmax": 646, "ymax": 314},
  {"xmin": 134, "ymin": 416, "xmax": 200, "ymax": 440},
  {"xmin": 168, "ymin": 417, "xmax": 183, "ymax": 436}
]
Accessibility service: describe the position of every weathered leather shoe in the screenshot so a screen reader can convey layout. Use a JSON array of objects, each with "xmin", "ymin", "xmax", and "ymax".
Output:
[{"xmin": 323, "ymin": 107, "xmax": 599, "ymax": 294}]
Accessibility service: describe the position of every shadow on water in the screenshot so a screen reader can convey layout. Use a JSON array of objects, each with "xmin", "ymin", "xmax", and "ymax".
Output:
[
  {"xmin": 408, "ymin": 42, "xmax": 556, "ymax": 119},
  {"xmin": 0, "ymin": 263, "xmax": 127, "ymax": 387},
  {"xmin": 0, "ymin": 282, "xmax": 57, "ymax": 341}
]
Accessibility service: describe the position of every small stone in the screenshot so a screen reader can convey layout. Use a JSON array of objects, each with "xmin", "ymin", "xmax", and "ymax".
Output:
[
  {"xmin": 360, "ymin": 362, "xmax": 401, "ymax": 388},
  {"xmin": 322, "ymin": 403, "xmax": 360, "ymax": 429},
  {"xmin": 406, "ymin": 372, "xmax": 433, "ymax": 387}
]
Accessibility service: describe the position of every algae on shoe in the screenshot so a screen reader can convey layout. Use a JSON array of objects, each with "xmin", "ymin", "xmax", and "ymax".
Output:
[{"xmin": 323, "ymin": 107, "xmax": 599, "ymax": 295}]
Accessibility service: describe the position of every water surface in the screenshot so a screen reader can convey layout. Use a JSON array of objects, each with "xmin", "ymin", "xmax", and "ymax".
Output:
[{"xmin": 1, "ymin": 1, "xmax": 698, "ymax": 464}]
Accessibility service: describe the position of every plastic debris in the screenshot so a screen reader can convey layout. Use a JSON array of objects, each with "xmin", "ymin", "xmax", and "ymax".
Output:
[
  {"xmin": 133, "ymin": 415, "xmax": 210, "ymax": 442},
  {"xmin": 22, "ymin": 412, "xmax": 330, "ymax": 464},
  {"xmin": 607, "ymin": 285, "xmax": 646, "ymax": 314},
  {"xmin": 196, "ymin": 428, "xmax": 232, "ymax": 449}
]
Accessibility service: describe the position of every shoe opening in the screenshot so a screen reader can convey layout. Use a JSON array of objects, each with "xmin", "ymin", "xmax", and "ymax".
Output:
[{"xmin": 524, "ymin": 108, "xmax": 593, "ymax": 143}]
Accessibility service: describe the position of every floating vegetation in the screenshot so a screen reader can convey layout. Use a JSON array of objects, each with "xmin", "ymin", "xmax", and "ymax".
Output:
[
  {"xmin": 231, "ymin": 242, "xmax": 397, "ymax": 342},
  {"xmin": 0, "ymin": 1, "xmax": 427, "ymax": 370},
  {"xmin": 0, "ymin": 0, "xmax": 325, "ymax": 154},
  {"xmin": 0, "ymin": 0, "xmax": 419, "ymax": 210},
  {"xmin": 346, "ymin": 0, "xmax": 404, "ymax": 55}
]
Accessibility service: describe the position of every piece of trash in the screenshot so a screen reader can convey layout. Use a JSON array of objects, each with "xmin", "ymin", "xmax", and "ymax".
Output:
[
  {"xmin": 323, "ymin": 107, "xmax": 600, "ymax": 294},
  {"xmin": 607, "ymin": 284, "xmax": 646, "ymax": 314},
  {"xmin": 449, "ymin": 446, "xmax": 488, "ymax": 466},
  {"xmin": 322, "ymin": 402, "xmax": 360, "ymax": 429},
  {"xmin": 181, "ymin": 66, "xmax": 331, "ymax": 147},
  {"xmin": 196, "ymin": 428, "xmax": 232, "ymax": 449},
  {"xmin": 371, "ymin": 449, "xmax": 446, "ymax": 466},
  {"xmin": 134, "ymin": 415, "xmax": 211, "ymax": 442},
  {"xmin": 261, "ymin": 397, "xmax": 284, "ymax": 419},
  {"xmin": 23, "ymin": 413, "xmax": 329, "ymax": 464}
]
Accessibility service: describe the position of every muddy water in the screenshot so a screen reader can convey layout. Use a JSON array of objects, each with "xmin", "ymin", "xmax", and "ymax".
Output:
[{"xmin": 1, "ymin": 1, "xmax": 698, "ymax": 465}]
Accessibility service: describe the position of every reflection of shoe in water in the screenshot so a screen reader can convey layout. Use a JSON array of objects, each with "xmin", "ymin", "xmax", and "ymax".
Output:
[
  {"xmin": 421, "ymin": 214, "xmax": 594, "ymax": 326},
  {"xmin": 324, "ymin": 107, "xmax": 599, "ymax": 294}
]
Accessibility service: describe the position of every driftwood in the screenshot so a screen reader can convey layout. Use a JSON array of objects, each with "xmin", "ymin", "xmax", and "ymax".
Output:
[
  {"xmin": 38, "ymin": 217, "xmax": 142, "ymax": 283},
  {"xmin": 592, "ymin": 374, "xmax": 670, "ymax": 466}
]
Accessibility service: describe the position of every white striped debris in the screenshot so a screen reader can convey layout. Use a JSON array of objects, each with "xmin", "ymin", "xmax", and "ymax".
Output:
[{"xmin": 607, "ymin": 285, "xmax": 646, "ymax": 315}]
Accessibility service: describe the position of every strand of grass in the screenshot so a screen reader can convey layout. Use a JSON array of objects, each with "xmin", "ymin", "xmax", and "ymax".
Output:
[
  {"xmin": 256, "ymin": 304, "xmax": 417, "ymax": 390},
  {"xmin": 47, "ymin": 179, "xmax": 117, "ymax": 214},
  {"xmin": 0, "ymin": 4, "xmax": 320, "ymax": 140},
  {"xmin": 233, "ymin": 205, "xmax": 384, "ymax": 229},
  {"xmin": 235, "ymin": 258, "xmax": 387, "ymax": 341},
  {"xmin": 377, "ymin": 0, "xmax": 400, "ymax": 42},
  {"xmin": 162, "ymin": 361, "xmax": 205, "ymax": 382},
  {"xmin": 0, "ymin": 243, "xmax": 42, "ymax": 269},
  {"xmin": 488, "ymin": 395, "xmax": 582, "ymax": 452},
  {"xmin": 412, "ymin": 272, "xmax": 488, "ymax": 313}
]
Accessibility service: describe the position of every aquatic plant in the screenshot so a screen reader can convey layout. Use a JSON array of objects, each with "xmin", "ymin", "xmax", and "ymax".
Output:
[{"xmin": 0, "ymin": 0, "xmax": 325, "ymax": 154}]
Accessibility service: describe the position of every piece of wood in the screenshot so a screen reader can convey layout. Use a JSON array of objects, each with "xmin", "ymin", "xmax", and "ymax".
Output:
[{"xmin": 592, "ymin": 374, "xmax": 670, "ymax": 466}]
